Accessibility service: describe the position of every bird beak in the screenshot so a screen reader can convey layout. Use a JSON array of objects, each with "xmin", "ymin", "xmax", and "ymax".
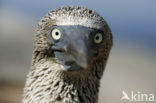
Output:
[
  {"xmin": 52, "ymin": 40, "xmax": 89, "ymax": 69},
  {"xmin": 68, "ymin": 38, "xmax": 88, "ymax": 68}
]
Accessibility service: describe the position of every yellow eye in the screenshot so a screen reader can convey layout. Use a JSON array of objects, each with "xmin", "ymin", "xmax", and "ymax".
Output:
[
  {"xmin": 94, "ymin": 33, "xmax": 103, "ymax": 44},
  {"xmin": 51, "ymin": 28, "xmax": 61, "ymax": 40}
]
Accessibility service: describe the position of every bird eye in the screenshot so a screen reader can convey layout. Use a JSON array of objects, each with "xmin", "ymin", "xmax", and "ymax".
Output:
[
  {"xmin": 94, "ymin": 33, "xmax": 103, "ymax": 44},
  {"xmin": 51, "ymin": 28, "xmax": 61, "ymax": 40}
]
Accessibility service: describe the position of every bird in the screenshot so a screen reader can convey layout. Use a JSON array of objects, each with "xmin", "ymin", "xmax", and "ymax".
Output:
[{"xmin": 22, "ymin": 6, "xmax": 113, "ymax": 103}]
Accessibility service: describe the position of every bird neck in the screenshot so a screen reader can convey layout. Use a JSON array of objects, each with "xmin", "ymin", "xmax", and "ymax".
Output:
[{"xmin": 23, "ymin": 52, "xmax": 105, "ymax": 103}]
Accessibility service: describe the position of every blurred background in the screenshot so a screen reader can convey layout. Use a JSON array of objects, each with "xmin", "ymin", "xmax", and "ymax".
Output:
[{"xmin": 0, "ymin": 0, "xmax": 156, "ymax": 103}]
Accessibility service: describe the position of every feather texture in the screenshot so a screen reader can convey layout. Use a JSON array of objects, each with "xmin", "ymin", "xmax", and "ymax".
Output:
[{"xmin": 23, "ymin": 6, "xmax": 113, "ymax": 103}]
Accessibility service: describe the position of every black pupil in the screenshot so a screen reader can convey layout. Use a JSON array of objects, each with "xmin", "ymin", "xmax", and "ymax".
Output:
[
  {"xmin": 55, "ymin": 32, "xmax": 59, "ymax": 36},
  {"xmin": 96, "ymin": 36, "xmax": 99, "ymax": 40}
]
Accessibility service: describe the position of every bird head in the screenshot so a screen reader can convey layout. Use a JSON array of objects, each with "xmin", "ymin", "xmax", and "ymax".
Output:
[
  {"xmin": 34, "ymin": 6, "xmax": 113, "ymax": 72},
  {"xmin": 49, "ymin": 25, "xmax": 106, "ymax": 71}
]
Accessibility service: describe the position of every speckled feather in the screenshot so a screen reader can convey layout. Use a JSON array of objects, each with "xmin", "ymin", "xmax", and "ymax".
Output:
[{"xmin": 22, "ymin": 6, "xmax": 113, "ymax": 103}]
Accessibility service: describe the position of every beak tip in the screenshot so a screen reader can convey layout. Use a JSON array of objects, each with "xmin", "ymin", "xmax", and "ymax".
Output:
[{"xmin": 77, "ymin": 60, "xmax": 88, "ymax": 69}]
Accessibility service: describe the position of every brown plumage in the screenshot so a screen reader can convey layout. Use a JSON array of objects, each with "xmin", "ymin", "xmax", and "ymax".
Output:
[{"xmin": 22, "ymin": 6, "xmax": 113, "ymax": 103}]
